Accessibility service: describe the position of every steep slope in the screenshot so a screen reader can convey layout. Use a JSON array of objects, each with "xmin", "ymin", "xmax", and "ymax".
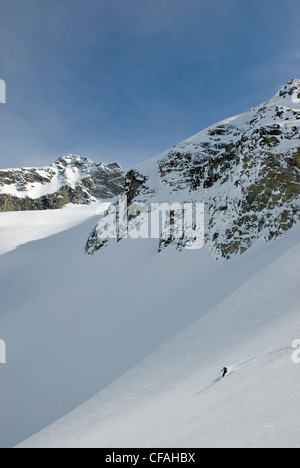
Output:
[
  {"xmin": 0, "ymin": 206, "xmax": 297, "ymax": 448},
  {"xmin": 19, "ymin": 224, "xmax": 300, "ymax": 448},
  {"xmin": 0, "ymin": 154, "xmax": 125, "ymax": 212},
  {"xmin": 0, "ymin": 210, "xmax": 299, "ymax": 448},
  {"xmin": 87, "ymin": 79, "xmax": 300, "ymax": 258}
]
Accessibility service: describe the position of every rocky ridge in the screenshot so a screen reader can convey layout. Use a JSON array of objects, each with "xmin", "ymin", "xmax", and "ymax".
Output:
[
  {"xmin": 86, "ymin": 80, "xmax": 300, "ymax": 259},
  {"xmin": 0, "ymin": 154, "xmax": 126, "ymax": 211}
]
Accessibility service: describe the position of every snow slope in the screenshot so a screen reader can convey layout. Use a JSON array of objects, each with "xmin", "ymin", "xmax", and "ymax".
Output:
[
  {"xmin": 0, "ymin": 203, "xmax": 109, "ymax": 255},
  {"xmin": 17, "ymin": 224, "xmax": 300, "ymax": 448},
  {"xmin": 0, "ymin": 212, "xmax": 299, "ymax": 447}
]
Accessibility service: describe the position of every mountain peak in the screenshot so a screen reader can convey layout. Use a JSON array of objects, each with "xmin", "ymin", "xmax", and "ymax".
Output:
[
  {"xmin": 0, "ymin": 155, "xmax": 126, "ymax": 212},
  {"xmin": 87, "ymin": 81, "xmax": 300, "ymax": 258},
  {"xmin": 271, "ymin": 79, "xmax": 300, "ymax": 106},
  {"xmin": 54, "ymin": 154, "xmax": 94, "ymax": 167}
]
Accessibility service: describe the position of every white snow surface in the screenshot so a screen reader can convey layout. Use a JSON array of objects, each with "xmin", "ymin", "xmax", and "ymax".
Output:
[
  {"xmin": 0, "ymin": 215, "xmax": 297, "ymax": 448},
  {"xmin": 17, "ymin": 224, "xmax": 300, "ymax": 448},
  {"xmin": 0, "ymin": 203, "xmax": 109, "ymax": 255}
]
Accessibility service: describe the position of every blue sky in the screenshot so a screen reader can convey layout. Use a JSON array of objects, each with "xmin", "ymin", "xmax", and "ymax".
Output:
[{"xmin": 0, "ymin": 0, "xmax": 299, "ymax": 170}]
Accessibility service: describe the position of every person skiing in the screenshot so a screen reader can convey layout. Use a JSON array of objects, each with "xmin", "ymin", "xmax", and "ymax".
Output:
[{"xmin": 221, "ymin": 367, "xmax": 228, "ymax": 378}]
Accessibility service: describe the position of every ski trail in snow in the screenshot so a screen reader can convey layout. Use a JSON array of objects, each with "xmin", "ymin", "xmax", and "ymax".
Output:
[
  {"xmin": 196, "ymin": 347, "xmax": 291, "ymax": 397},
  {"xmin": 231, "ymin": 347, "xmax": 291, "ymax": 372},
  {"xmin": 196, "ymin": 377, "xmax": 222, "ymax": 396},
  {"xmin": 196, "ymin": 372, "xmax": 235, "ymax": 396}
]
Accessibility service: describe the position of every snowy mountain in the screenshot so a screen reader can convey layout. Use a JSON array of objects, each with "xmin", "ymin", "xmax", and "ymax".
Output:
[
  {"xmin": 87, "ymin": 79, "xmax": 300, "ymax": 258},
  {"xmin": 0, "ymin": 154, "xmax": 125, "ymax": 211},
  {"xmin": 0, "ymin": 81, "xmax": 300, "ymax": 449}
]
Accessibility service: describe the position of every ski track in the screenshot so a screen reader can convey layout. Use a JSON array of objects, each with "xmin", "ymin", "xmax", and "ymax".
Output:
[{"xmin": 196, "ymin": 346, "xmax": 291, "ymax": 397}]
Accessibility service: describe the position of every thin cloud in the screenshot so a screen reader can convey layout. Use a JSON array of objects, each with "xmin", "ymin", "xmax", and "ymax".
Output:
[{"xmin": 0, "ymin": 0, "xmax": 299, "ymax": 170}]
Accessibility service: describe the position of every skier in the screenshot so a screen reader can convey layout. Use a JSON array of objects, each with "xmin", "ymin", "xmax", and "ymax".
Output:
[{"xmin": 221, "ymin": 367, "xmax": 228, "ymax": 378}]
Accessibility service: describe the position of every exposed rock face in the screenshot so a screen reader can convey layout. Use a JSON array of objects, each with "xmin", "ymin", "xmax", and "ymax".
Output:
[
  {"xmin": 125, "ymin": 170, "xmax": 150, "ymax": 204},
  {"xmin": 0, "ymin": 155, "xmax": 126, "ymax": 212},
  {"xmin": 86, "ymin": 80, "xmax": 300, "ymax": 259}
]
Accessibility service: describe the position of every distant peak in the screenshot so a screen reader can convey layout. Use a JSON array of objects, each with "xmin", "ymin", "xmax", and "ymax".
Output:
[{"xmin": 55, "ymin": 154, "xmax": 93, "ymax": 166}]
